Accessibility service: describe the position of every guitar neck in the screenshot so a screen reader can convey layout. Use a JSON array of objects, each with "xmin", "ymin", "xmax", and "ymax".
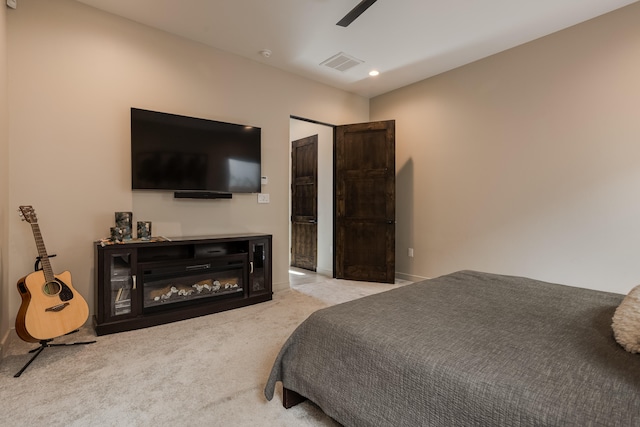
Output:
[{"xmin": 30, "ymin": 222, "xmax": 55, "ymax": 282}]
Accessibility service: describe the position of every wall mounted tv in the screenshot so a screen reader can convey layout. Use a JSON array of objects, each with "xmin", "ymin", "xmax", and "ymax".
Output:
[{"xmin": 131, "ymin": 108, "xmax": 261, "ymax": 199}]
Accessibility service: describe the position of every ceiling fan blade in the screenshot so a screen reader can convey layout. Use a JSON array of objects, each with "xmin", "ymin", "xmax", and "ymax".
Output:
[{"xmin": 336, "ymin": 0, "xmax": 378, "ymax": 27}]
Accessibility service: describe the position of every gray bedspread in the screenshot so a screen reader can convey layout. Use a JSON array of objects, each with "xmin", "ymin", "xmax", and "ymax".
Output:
[{"xmin": 265, "ymin": 270, "xmax": 640, "ymax": 426}]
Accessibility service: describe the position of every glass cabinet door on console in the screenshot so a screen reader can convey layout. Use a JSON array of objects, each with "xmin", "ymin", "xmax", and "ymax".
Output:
[
  {"xmin": 100, "ymin": 250, "xmax": 138, "ymax": 321},
  {"xmin": 249, "ymin": 238, "xmax": 271, "ymax": 297}
]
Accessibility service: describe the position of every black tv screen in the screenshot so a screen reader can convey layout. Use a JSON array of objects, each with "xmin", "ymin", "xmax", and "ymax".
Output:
[{"xmin": 131, "ymin": 108, "xmax": 261, "ymax": 194}]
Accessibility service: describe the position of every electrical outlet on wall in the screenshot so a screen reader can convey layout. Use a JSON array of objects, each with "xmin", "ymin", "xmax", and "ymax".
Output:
[
  {"xmin": 408, "ymin": 248, "xmax": 414, "ymax": 258},
  {"xmin": 7, "ymin": 0, "xmax": 17, "ymax": 9},
  {"xmin": 257, "ymin": 193, "xmax": 270, "ymax": 204}
]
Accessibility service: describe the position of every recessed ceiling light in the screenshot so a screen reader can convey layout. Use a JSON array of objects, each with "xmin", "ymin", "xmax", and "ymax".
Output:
[{"xmin": 369, "ymin": 70, "xmax": 380, "ymax": 76}]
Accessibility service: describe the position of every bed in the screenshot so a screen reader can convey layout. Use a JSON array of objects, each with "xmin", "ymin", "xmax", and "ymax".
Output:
[{"xmin": 264, "ymin": 270, "xmax": 640, "ymax": 426}]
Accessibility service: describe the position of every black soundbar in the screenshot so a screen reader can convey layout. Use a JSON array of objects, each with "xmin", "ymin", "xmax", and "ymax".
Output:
[{"xmin": 174, "ymin": 191, "xmax": 232, "ymax": 199}]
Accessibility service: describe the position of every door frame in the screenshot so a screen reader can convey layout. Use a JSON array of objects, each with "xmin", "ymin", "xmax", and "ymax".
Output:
[{"xmin": 290, "ymin": 116, "xmax": 336, "ymax": 277}]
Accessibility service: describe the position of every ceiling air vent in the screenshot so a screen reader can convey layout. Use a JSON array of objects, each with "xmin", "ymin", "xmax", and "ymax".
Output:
[{"xmin": 320, "ymin": 52, "xmax": 364, "ymax": 72}]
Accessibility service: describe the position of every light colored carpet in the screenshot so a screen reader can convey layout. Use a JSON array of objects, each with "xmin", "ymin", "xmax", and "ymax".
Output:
[{"xmin": 0, "ymin": 272, "xmax": 409, "ymax": 426}]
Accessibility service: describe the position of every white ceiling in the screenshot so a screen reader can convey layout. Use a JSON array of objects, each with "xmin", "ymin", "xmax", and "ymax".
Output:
[{"xmin": 75, "ymin": 0, "xmax": 637, "ymax": 98}]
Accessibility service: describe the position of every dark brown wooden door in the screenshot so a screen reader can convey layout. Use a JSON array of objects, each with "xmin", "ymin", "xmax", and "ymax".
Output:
[
  {"xmin": 335, "ymin": 121, "xmax": 395, "ymax": 283},
  {"xmin": 291, "ymin": 135, "xmax": 318, "ymax": 271}
]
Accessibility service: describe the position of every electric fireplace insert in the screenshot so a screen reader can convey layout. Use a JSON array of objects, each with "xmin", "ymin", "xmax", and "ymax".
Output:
[{"xmin": 140, "ymin": 253, "xmax": 248, "ymax": 313}]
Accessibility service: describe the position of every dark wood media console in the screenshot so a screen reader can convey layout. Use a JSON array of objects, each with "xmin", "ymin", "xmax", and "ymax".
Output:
[{"xmin": 93, "ymin": 233, "xmax": 272, "ymax": 335}]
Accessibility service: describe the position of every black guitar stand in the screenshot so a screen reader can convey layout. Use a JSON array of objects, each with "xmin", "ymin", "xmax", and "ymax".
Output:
[
  {"xmin": 14, "ymin": 257, "xmax": 97, "ymax": 378},
  {"xmin": 34, "ymin": 254, "xmax": 55, "ymax": 272},
  {"xmin": 14, "ymin": 330, "xmax": 96, "ymax": 377}
]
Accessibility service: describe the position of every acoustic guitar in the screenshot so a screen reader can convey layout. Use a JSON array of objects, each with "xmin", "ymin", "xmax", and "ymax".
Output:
[{"xmin": 15, "ymin": 205, "xmax": 89, "ymax": 343}]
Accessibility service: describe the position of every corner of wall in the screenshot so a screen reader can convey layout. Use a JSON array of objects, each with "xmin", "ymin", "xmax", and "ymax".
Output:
[
  {"xmin": 0, "ymin": 0, "xmax": 11, "ymax": 356},
  {"xmin": 0, "ymin": 328, "xmax": 9, "ymax": 360},
  {"xmin": 272, "ymin": 281, "xmax": 290, "ymax": 293}
]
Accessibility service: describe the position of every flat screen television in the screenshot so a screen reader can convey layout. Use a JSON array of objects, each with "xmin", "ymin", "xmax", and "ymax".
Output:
[{"xmin": 131, "ymin": 108, "xmax": 261, "ymax": 197}]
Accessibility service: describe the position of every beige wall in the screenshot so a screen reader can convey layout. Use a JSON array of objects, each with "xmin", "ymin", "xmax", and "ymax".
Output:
[
  {"xmin": 372, "ymin": 2, "xmax": 640, "ymax": 294},
  {"xmin": 1, "ymin": 4, "xmax": 9, "ymax": 353},
  {"xmin": 3, "ymin": 0, "xmax": 368, "ymax": 342}
]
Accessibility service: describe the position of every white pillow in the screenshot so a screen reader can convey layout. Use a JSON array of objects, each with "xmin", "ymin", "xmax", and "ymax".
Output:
[{"xmin": 612, "ymin": 285, "xmax": 640, "ymax": 354}]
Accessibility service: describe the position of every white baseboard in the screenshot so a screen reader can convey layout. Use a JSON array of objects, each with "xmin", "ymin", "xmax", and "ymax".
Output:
[
  {"xmin": 313, "ymin": 269, "xmax": 420, "ymax": 282},
  {"xmin": 315, "ymin": 268, "xmax": 333, "ymax": 277},
  {"xmin": 395, "ymin": 271, "xmax": 429, "ymax": 283}
]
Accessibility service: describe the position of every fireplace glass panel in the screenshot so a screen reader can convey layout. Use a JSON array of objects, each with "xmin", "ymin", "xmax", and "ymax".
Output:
[{"xmin": 143, "ymin": 267, "xmax": 244, "ymax": 310}]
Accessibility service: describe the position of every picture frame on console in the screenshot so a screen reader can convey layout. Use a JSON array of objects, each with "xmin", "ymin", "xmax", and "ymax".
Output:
[{"xmin": 115, "ymin": 212, "xmax": 132, "ymax": 240}]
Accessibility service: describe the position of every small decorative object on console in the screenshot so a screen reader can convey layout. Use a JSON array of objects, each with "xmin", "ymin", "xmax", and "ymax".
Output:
[
  {"xmin": 110, "ymin": 226, "xmax": 124, "ymax": 243},
  {"xmin": 115, "ymin": 212, "xmax": 133, "ymax": 240},
  {"xmin": 137, "ymin": 221, "xmax": 152, "ymax": 240}
]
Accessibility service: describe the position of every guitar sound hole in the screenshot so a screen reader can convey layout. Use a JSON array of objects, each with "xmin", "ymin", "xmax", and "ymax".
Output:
[{"xmin": 43, "ymin": 281, "xmax": 62, "ymax": 296}]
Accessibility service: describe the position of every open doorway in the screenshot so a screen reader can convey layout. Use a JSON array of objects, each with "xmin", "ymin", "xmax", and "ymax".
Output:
[
  {"xmin": 289, "ymin": 117, "xmax": 396, "ymax": 283},
  {"xmin": 289, "ymin": 117, "xmax": 334, "ymax": 277}
]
